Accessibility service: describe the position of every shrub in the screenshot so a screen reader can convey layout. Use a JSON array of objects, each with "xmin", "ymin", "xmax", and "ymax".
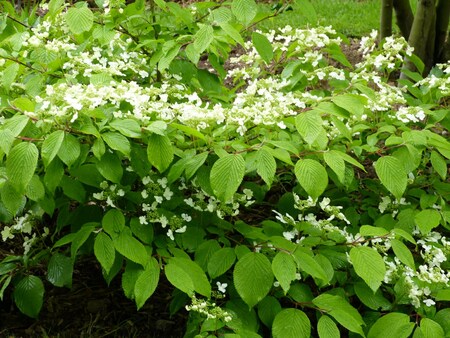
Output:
[{"xmin": 0, "ymin": 0, "xmax": 449, "ymax": 336}]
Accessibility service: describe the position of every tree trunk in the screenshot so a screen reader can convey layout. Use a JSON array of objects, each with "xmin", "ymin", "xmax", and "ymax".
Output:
[
  {"xmin": 434, "ymin": 0, "xmax": 450, "ymax": 62},
  {"xmin": 401, "ymin": 0, "xmax": 436, "ymax": 77},
  {"xmin": 393, "ymin": 0, "xmax": 414, "ymax": 39},
  {"xmin": 380, "ymin": 0, "xmax": 394, "ymax": 40}
]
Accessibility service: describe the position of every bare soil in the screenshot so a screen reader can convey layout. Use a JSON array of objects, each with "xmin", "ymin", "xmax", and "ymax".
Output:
[{"xmin": 0, "ymin": 258, "xmax": 187, "ymax": 338}]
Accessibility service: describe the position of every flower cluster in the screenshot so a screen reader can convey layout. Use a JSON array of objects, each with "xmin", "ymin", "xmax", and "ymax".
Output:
[
  {"xmin": 274, "ymin": 195, "xmax": 352, "ymax": 244},
  {"xmin": 383, "ymin": 231, "xmax": 450, "ymax": 308},
  {"xmin": 1, "ymin": 212, "xmax": 49, "ymax": 255},
  {"xmin": 378, "ymin": 196, "xmax": 411, "ymax": 216},
  {"xmin": 183, "ymin": 181, "xmax": 255, "ymax": 219},
  {"xmin": 415, "ymin": 61, "xmax": 450, "ymax": 96},
  {"xmin": 185, "ymin": 296, "xmax": 232, "ymax": 322},
  {"xmin": 92, "ymin": 181, "xmax": 126, "ymax": 208}
]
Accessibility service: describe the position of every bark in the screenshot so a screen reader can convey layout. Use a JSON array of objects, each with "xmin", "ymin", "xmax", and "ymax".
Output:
[
  {"xmin": 393, "ymin": 0, "xmax": 414, "ymax": 39},
  {"xmin": 401, "ymin": 0, "xmax": 436, "ymax": 78},
  {"xmin": 380, "ymin": 0, "xmax": 394, "ymax": 40},
  {"xmin": 434, "ymin": 0, "xmax": 450, "ymax": 62}
]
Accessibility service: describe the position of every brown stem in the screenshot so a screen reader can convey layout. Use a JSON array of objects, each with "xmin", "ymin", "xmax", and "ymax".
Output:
[
  {"xmin": 393, "ymin": 0, "xmax": 414, "ymax": 39},
  {"xmin": 380, "ymin": 0, "xmax": 394, "ymax": 40},
  {"xmin": 434, "ymin": 0, "xmax": 450, "ymax": 62},
  {"xmin": 401, "ymin": 0, "xmax": 436, "ymax": 78}
]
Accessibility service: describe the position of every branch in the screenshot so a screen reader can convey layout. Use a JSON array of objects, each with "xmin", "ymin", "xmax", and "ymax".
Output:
[{"xmin": 7, "ymin": 14, "xmax": 30, "ymax": 29}]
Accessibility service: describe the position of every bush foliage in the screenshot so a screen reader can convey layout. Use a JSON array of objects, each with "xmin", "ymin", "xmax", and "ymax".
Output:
[{"xmin": 1, "ymin": 0, "xmax": 450, "ymax": 336}]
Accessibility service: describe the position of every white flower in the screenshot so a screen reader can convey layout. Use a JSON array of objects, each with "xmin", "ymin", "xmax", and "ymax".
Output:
[
  {"xmin": 217, "ymin": 282, "xmax": 228, "ymax": 293},
  {"xmin": 139, "ymin": 216, "xmax": 148, "ymax": 225},
  {"xmin": 181, "ymin": 213, "xmax": 192, "ymax": 222},
  {"xmin": 423, "ymin": 299, "xmax": 435, "ymax": 307},
  {"xmin": 175, "ymin": 226, "xmax": 187, "ymax": 234},
  {"xmin": 167, "ymin": 229, "xmax": 174, "ymax": 240},
  {"xmin": 163, "ymin": 187, "xmax": 173, "ymax": 200}
]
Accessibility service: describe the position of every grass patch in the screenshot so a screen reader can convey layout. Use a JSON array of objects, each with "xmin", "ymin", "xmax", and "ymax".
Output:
[{"xmin": 257, "ymin": 0, "xmax": 381, "ymax": 37}]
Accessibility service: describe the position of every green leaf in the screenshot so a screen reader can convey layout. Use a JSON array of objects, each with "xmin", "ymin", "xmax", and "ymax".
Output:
[
  {"xmin": 332, "ymin": 94, "xmax": 366, "ymax": 117},
  {"xmin": 6, "ymin": 142, "xmax": 39, "ymax": 193},
  {"xmin": 96, "ymin": 152, "xmax": 123, "ymax": 183},
  {"xmin": 318, "ymin": 315, "xmax": 340, "ymax": 338},
  {"xmin": 0, "ymin": 275, "xmax": 12, "ymax": 301},
  {"xmin": 434, "ymin": 309, "xmax": 450, "ymax": 333},
  {"xmin": 102, "ymin": 132, "xmax": 130, "ymax": 156},
  {"xmin": 65, "ymin": 5, "xmax": 94, "ymax": 35},
  {"xmin": 435, "ymin": 289, "xmax": 450, "ymax": 301},
  {"xmin": 210, "ymin": 154, "xmax": 245, "ymax": 202},
  {"xmin": 165, "ymin": 261, "xmax": 195, "ymax": 296},
  {"xmin": 359, "ymin": 225, "xmax": 389, "ymax": 237},
  {"xmin": 25, "ymin": 175, "xmax": 45, "ymax": 201},
  {"xmin": 48, "ymin": 0, "xmax": 64, "ymax": 16},
  {"xmin": 256, "ymin": 148, "xmax": 276, "ymax": 188},
  {"xmin": 233, "ymin": 252, "xmax": 273, "ymax": 308},
  {"xmin": 41, "ymin": 130, "xmax": 65, "ymax": 167},
  {"xmin": 147, "ymin": 133, "xmax": 174, "ymax": 173},
  {"xmin": 257, "ymin": 296, "xmax": 282, "ymax": 328},
  {"xmin": 430, "ymin": 151, "xmax": 447, "ymax": 180},
  {"xmin": 134, "ymin": 257, "xmax": 160, "ymax": 310},
  {"xmin": 252, "ymin": 32, "xmax": 273, "ymax": 64},
  {"xmin": 367, "ymin": 312, "xmax": 414, "ymax": 338},
  {"xmin": 47, "ymin": 253, "xmax": 73, "ymax": 288},
  {"xmin": 109, "ymin": 119, "xmax": 142, "ymax": 138},
  {"xmin": 2, "ymin": 63, "xmax": 19, "ymax": 91},
  {"xmin": 194, "ymin": 24, "xmax": 214, "ymax": 54},
  {"xmin": 294, "ymin": 159, "xmax": 328, "ymax": 200},
  {"xmin": 94, "ymin": 232, "xmax": 116, "ymax": 274},
  {"xmin": 350, "ymin": 246, "xmax": 385, "ymax": 292},
  {"xmin": 102, "ymin": 209, "xmax": 125, "ymax": 236},
  {"xmin": 292, "ymin": 249, "xmax": 328, "ymax": 283},
  {"xmin": 312, "ymin": 294, "xmax": 365, "ymax": 336},
  {"xmin": 0, "ymin": 129, "xmax": 15, "ymax": 155},
  {"xmin": 114, "ymin": 231, "xmax": 149, "ymax": 267},
  {"xmin": 391, "ymin": 239, "xmax": 415, "ymax": 269},
  {"xmin": 3, "ymin": 116, "xmax": 30, "ymax": 139},
  {"xmin": 130, "ymin": 217, "xmax": 153, "ymax": 245},
  {"xmin": 374, "ymin": 156, "xmax": 407, "ymax": 200},
  {"xmin": 185, "ymin": 44, "xmax": 200, "ymax": 65},
  {"xmin": 185, "ymin": 152, "xmax": 209, "ymax": 180},
  {"xmin": 219, "ymin": 22, "xmax": 245, "ymax": 46},
  {"xmin": 415, "ymin": 209, "xmax": 441, "ymax": 235},
  {"xmin": 231, "ymin": 0, "xmax": 257, "ymax": 26},
  {"xmin": 296, "ymin": 111, "xmax": 324, "ymax": 145},
  {"xmin": 272, "ymin": 308, "xmax": 311, "ymax": 338},
  {"xmin": 171, "ymin": 123, "xmax": 205, "ymax": 140},
  {"xmin": 207, "ymin": 247, "xmax": 236, "ymax": 279},
  {"xmin": 354, "ymin": 282, "xmax": 391, "ymax": 311},
  {"xmin": 92, "ymin": 138, "xmax": 105, "ymax": 159},
  {"xmin": 194, "ymin": 240, "xmax": 221, "ymax": 271},
  {"xmin": 415, "ymin": 318, "xmax": 445, "ymax": 338},
  {"xmin": 0, "ymin": 181, "xmax": 24, "ymax": 216},
  {"xmin": 13, "ymin": 275, "xmax": 44, "ymax": 318},
  {"xmin": 122, "ymin": 261, "xmax": 143, "ymax": 300},
  {"xmin": 272, "ymin": 252, "xmax": 297, "ymax": 294},
  {"xmin": 57, "ymin": 133, "xmax": 81, "ymax": 167},
  {"xmin": 324, "ymin": 151, "xmax": 346, "ymax": 183},
  {"xmin": 43, "ymin": 159, "xmax": 64, "ymax": 194},
  {"xmin": 331, "ymin": 149, "xmax": 365, "ymax": 169},
  {"xmin": 60, "ymin": 176, "xmax": 86, "ymax": 203},
  {"xmin": 71, "ymin": 224, "xmax": 95, "ymax": 258},
  {"xmin": 166, "ymin": 257, "xmax": 211, "ymax": 297}
]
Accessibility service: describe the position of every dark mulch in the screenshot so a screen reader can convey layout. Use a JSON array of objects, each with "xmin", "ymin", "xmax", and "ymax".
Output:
[{"xmin": 0, "ymin": 258, "xmax": 187, "ymax": 338}]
